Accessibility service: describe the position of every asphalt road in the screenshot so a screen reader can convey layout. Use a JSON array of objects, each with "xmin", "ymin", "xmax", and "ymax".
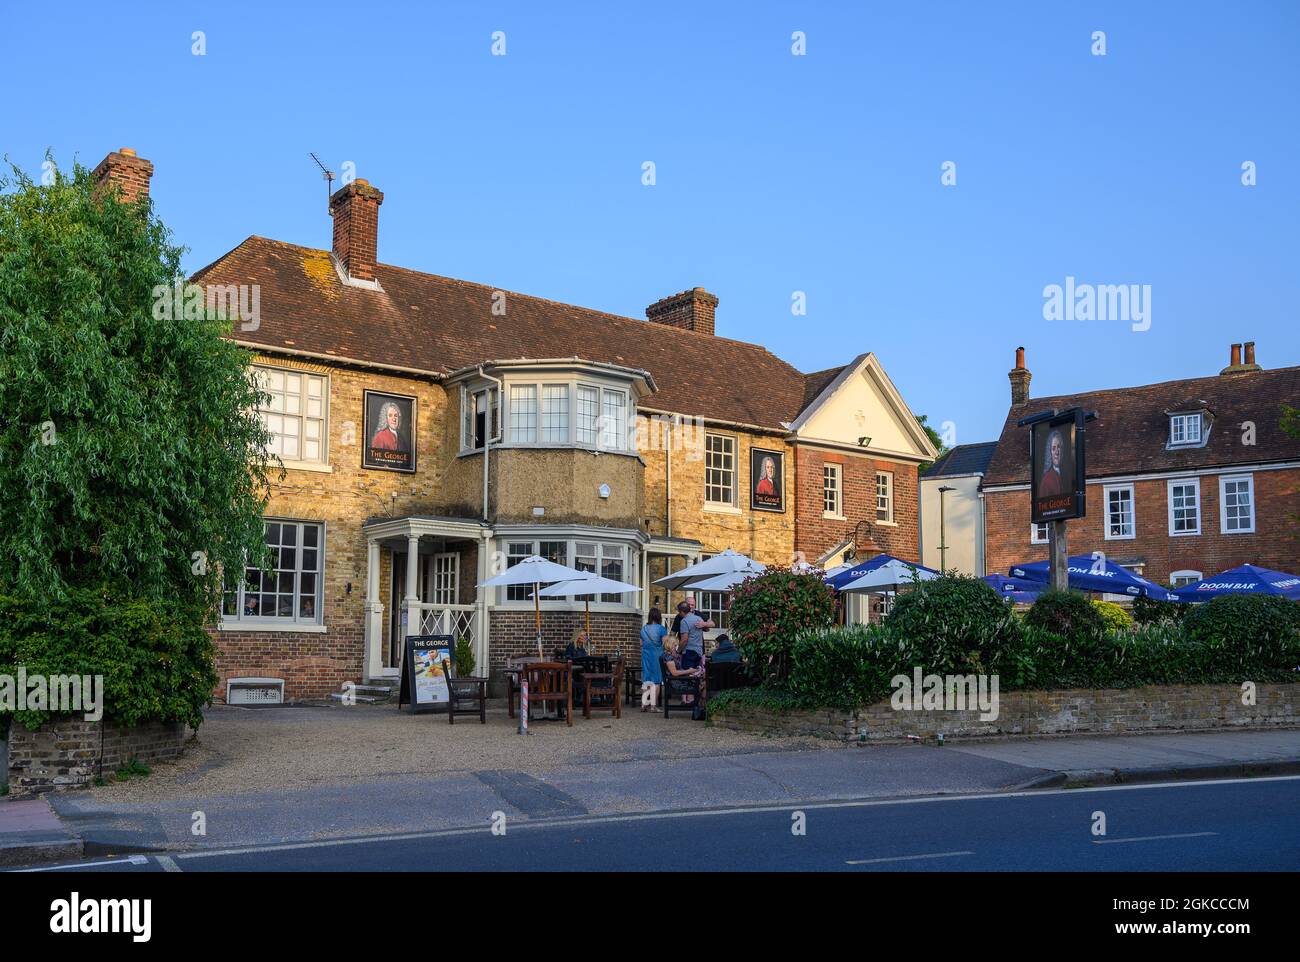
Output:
[{"xmin": 28, "ymin": 775, "xmax": 1300, "ymax": 872}]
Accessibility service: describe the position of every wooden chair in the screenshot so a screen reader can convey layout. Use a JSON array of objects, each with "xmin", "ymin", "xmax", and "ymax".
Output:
[
  {"xmin": 569, "ymin": 655, "xmax": 609, "ymax": 708},
  {"xmin": 442, "ymin": 659, "xmax": 488, "ymax": 725},
  {"xmin": 522, "ymin": 661, "xmax": 574, "ymax": 727},
  {"xmin": 660, "ymin": 655, "xmax": 704, "ymax": 719},
  {"xmin": 582, "ymin": 657, "xmax": 624, "ymax": 719}
]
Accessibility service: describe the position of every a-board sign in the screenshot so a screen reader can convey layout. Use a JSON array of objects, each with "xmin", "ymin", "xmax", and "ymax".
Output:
[
  {"xmin": 1030, "ymin": 408, "xmax": 1087, "ymax": 524},
  {"xmin": 397, "ymin": 634, "xmax": 454, "ymax": 713}
]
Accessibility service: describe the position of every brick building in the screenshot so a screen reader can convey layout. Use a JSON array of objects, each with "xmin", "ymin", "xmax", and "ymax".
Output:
[
  {"xmin": 95, "ymin": 149, "xmax": 935, "ymax": 700},
  {"xmin": 980, "ymin": 345, "xmax": 1300, "ymax": 588}
]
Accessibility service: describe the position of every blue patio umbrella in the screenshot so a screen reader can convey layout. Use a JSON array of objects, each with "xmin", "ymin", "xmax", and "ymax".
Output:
[
  {"xmin": 1171, "ymin": 564, "xmax": 1300, "ymax": 602},
  {"xmin": 982, "ymin": 574, "xmax": 1046, "ymax": 604},
  {"xmin": 824, "ymin": 554, "xmax": 938, "ymax": 592},
  {"xmin": 1010, "ymin": 555, "xmax": 1178, "ymax": 601}
]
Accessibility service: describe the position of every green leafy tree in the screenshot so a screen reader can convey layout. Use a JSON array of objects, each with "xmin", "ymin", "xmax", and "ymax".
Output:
[
  {"xmin": 0, "ymin": 156, "xmax": 273, "ymax": 613},
  {"xmin": 915, "ymin": 413, "xmax": 948, "ymax": 475},
  {"xmin": 729, "ymin": 567, "xmax": 835, "ymax": 684}
]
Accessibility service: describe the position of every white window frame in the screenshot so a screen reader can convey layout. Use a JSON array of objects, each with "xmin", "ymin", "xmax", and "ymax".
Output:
[
  {"xmin": 704, "ymin": 433, "xmax": 737, "ymax": 508},
  {"xmin": 1170, "ymin": 569, "xmax": 1202, "ymax": 587},
  {"xmin": 498, "ymin": 538, "xmax": 635, "ymax": 608},
  {"xmin": 540, "ymin": 383, "xmax": 570, "ymax": 444},
  {"xmin": 1030, "ymin": 522, "xmax": 1050, "ymax": 544},
  {"xmin": 1169, "ymin": 412, "xmax": 1202, "ymax": 447},
  {"xmin": 480, "ymin": 376, "xmax": 630, "ymax": 453},
  {"xmin": 1218, "ymin": 474, "xmax": 1255, "ymax": 534},
  {"xmin": 1167, "ymin": 477, "xmax": 1201, "ymax": 536},
  {"xmin": 254, "ymin": 365, "xmax": 329, "ymax": 466},
  {"xmin": 427, "ymin": 552, "xmax": 459, "ymax": 606},
  {"xmin": 1103, "ymin": 483, "xmax": 1136, "ymax": 541},
  {"xmin": 222, "ymin": 519, "xmax": 325, "ymax": 627},
  {"xmin": 460, "ymin": 385, "xmax": 500, "ymax": 452},
  {"xmin": 822, "ymin": 463, "xmax": 843, "ymax": 518},
  {"xmin": 876, "ymin": 471, "xmax": 894, "ymax": 523},
  {"xmin": 508, "ymin": 384, "xmax": 538, "ymax": 444}
]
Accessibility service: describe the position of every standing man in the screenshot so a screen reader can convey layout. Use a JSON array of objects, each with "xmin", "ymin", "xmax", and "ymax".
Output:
[{"xmin": 676, "ymin": 600, "xmax": 714, "ymax": 670}]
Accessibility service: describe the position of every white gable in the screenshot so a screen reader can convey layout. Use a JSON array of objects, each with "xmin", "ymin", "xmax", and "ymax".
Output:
[{"xmin": 792, "ymin": 354, "xmax": 936, "ymax": 461}]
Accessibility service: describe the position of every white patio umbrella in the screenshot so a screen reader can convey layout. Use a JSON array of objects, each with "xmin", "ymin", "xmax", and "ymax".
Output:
[
  {"xmin": 685, "ymin": 569, "xmax": 762, "ymax": 592},
  {"xmin": 537, "ymin": 574, "xmax": 641, "ymax": 636},
  {"xmin": 653, "ymin": 548, "xmax": 766, "ymax": 591},
  {"xmin": 479, "ymin": 556, "xmax": 595, "ymax": 656},
  {"xmin": 840, "ymin": 560, "xmax": 939, "ymax": 593}
]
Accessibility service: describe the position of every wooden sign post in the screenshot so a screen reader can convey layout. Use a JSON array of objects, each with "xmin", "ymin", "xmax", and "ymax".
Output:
[{"xmin": 1023, "ymin": 406, "xmax": 1091, "ymax": 593}]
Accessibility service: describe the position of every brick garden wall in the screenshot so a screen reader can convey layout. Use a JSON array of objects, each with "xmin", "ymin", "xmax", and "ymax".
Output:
[
  {"xmin": 5, "ymin": 718, "xmax": 189, "ymax": 796},
  {"xmin": 710, "ymin": 684, "xmax": 1299, "ymax": 742}
]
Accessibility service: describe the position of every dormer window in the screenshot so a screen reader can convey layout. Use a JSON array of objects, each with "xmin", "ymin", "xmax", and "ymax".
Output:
[{"xmin": 1169, "ymin": 412, "xmax": 1202, "ymax": 446}]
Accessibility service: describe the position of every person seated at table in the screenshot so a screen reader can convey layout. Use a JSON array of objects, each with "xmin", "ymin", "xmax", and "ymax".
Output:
[
  {"xmin": 640, "ymin": 607, "xmax": 666, "ymax": 711},
  {"xmin": 661, "ymin": 643, "xmax": 705, "ymax": 706},
  {"xmin": 565, "ymin": 628, "xmax": 590, "ymax": 661},
  {"xmin": 709, "ymin": 633, "xmax": 740, "ymax": 663}
]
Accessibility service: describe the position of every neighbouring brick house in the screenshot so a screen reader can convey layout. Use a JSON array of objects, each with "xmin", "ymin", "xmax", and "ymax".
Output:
[
  {"xmin": 95, "ymin": 148, "xmax": 936, "ymax": 700},
  {"xmin": 979, "ymin": 345, "xmax": 1300, "ymax": 588}
]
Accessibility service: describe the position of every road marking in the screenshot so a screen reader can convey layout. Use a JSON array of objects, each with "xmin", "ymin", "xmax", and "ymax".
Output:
[
  {"xmin": 155, "ymin": 855, "xmax": 183, "ymax": 872},
  {"xmin": 161, "ymin": 774, "xmax": 1299, "ymax": 864},
  {"xmin": 847, "ymin": 850, "xmax": 973, "ymax": 865},
  {"xmin": 17, "ymin": 854, "xmax": 150, "ymax": 873},
  {"xmin": 1092, "ymin": 831, "xmax": 1217, "ymax": 845},
  {"xmin": 17, "ymin": 774, "xmax": 1293, "ymax": 872}
]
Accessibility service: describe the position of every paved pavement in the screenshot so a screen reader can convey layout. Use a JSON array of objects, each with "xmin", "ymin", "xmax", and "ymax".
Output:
[
  {"xmin": 6, "ymin": 725, "xmax": 1299, "ymax": 868},
  {"xmin": 0, "ymin": 798, "xmax": 82, "ymax": 867},
  {"xmin": 25, "ymin": 776, "xmax": 1300, "ymax": 872}
]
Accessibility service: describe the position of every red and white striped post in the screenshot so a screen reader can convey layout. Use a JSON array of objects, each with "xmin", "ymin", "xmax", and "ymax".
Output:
[{"xmin": 519, "ymin": 678, "xmax": 529, "ymax": 735}]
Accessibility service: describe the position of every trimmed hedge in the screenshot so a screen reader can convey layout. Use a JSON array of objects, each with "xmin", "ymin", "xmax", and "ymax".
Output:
[
  {"xmin": 882, "ymin": 575, "xmax": 1020, "ymax": 675},
  {"xmin": 0, "ymin": 587, "xmax": 218, "ymax": 732},
  {"xmin": 1024, "ymin": 590, "xmax": 1105, "ymax": 639},
  {"xmin": 718, "ymin": 579, "xmax": 1300, "ymax": 712}
]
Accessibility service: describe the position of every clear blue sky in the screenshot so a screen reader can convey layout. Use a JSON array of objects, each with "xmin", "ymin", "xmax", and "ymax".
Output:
[{"xmin": 4, "ymin": 1, "xmax": 1297, "ymax": 443}]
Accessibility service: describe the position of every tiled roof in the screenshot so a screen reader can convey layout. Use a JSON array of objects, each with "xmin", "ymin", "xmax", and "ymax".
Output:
[
  {"xmin": 924, "ymin": 441, "xmax": 999, "ymax": 477},
  {"xmin": 192, "ymin": 237, "xmax": 827, "ymax": 432},
  {"xmin": 983, "ymin": 367, "xmax": 1300, "ymax": 485}
]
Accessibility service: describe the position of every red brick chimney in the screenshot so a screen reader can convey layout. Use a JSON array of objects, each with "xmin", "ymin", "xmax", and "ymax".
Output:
[
  {"xmin": 93, "ymin": 148, "xmax": 153, "ymax": 205},
  {"xmin": 1008, "ymin": 346, "xmax": 1031, "ymax": 406},
  {"xmin": 329, "ymin": 179, "xmax": 384, "ymax": 283},
  {"xmin": 647, "ymin": 288, "xmax": 719, "ymax": 336}
]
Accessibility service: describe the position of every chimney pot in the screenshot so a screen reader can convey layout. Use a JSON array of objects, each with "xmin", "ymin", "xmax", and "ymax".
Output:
[
  {"xmin": 647, "ymin": 287, "xmax": 719, "ymax": 336},
  {"xmin": 329, "ymin": 180, "xmax": 385, "ymax": 283},
  {"xmin": 1008, "ymin": 346, "xmax": 1031, "ymax": 406},
  {"xmin": 1244, "ymin": 341, "xmax": 1256, "ymax": 365},
  {"xmin": 1230, "ymin": 343, "xmax": 1242, "ymax": 367}
]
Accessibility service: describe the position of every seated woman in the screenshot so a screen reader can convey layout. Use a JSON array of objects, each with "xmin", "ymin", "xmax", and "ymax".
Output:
[
  {"xmin": 564, "ymin": 628, "xmax": 590, "ymax": 661},
  {"xmin": 661, "ymin": 641, "xmax": 705, "ymax": 706}
]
